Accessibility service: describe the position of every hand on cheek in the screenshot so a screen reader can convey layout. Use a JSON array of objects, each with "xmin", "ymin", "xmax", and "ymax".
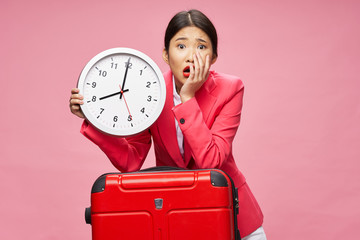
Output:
[{"xmin": 180, "ymin": 52, "xmax": 211, "ymax": 103}]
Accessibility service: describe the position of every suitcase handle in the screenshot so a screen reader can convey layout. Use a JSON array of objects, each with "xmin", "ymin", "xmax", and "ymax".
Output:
[
  {"xmin": 121, "ymin": 170, "xmax": 195, "ymax": 189},
  {"xmin": 140, "ymin": 166, "xmax": 184, "ymax": 172}
]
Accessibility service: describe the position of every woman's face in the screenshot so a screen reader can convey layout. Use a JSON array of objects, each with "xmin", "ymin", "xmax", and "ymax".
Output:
[{"xmin": 163, "ymin": 26, "xmax": 217, "ymax": 91}]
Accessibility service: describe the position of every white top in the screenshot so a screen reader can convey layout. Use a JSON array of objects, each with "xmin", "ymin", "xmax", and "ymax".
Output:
[{"xmin": 173, "ymin": 76, "xmax": 184, "ymax": 157}]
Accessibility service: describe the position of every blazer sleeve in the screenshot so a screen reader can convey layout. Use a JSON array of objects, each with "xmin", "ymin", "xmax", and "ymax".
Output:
[
  {"xmin": 80, "ymin": 121, "xmax": 151, "ymax": 172},
  {"xmin": 172, "ymin": 78, "xmax": 244, "ymax": 169}
]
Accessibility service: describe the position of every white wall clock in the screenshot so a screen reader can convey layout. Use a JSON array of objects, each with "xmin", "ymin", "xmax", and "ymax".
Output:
[{"xmin": 77, "ymin": 48, "xmax": 166, "ymax": 136}]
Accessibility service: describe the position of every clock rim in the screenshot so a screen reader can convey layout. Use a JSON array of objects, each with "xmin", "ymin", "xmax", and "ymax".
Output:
[{"xmin": 77, "ymin": 47, "xmax": 166, "ymax": 137}]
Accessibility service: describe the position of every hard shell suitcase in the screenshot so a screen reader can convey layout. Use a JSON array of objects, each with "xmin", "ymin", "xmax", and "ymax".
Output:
[{"xmin": 85, "ymin": 167, "xmax": 240, "ymax": 240}]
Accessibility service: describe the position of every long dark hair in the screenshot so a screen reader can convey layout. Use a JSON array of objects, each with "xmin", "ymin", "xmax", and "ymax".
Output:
[{"xmin": 164, "ymin": 9, "xmax": 218, "ymax": 57}]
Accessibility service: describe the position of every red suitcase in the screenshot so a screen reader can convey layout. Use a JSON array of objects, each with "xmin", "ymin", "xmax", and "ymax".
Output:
[{"xmin": 85, "ymin": 167, "xmax": 240, "ymax": 240}]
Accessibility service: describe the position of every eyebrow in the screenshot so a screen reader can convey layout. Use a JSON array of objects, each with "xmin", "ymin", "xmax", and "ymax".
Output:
[
  {"xmin": 175, "ymin": 37, "xmax": 207, "ymax": 43},
  {"xmin": 196, "ymin": 38, "xmax": 207, "ymax": 43},
  {"xmin": 175, "ymin": 37, "xmax": 187, "ymax": 41}
]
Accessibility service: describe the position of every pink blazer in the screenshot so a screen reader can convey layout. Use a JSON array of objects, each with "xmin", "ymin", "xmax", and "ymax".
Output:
[{"xmin": 81, "ymin": 70, "xmax": 264, "ymax": 237}]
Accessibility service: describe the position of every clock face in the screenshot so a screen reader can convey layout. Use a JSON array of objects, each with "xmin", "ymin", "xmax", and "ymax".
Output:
[{"xmin": 78, "ymin": 48, "xmax": 166, "ymax": 136}]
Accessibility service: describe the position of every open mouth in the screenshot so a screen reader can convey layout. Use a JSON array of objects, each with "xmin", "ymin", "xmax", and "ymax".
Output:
[{"xmin": 183, "ymin": 66, "xmax": 190, "ymax": 77}]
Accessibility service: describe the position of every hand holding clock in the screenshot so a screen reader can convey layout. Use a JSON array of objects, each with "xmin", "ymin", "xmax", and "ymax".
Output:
[{"xmin": 70, "ymin": 88, "xmax": 85, "ymax": 119}]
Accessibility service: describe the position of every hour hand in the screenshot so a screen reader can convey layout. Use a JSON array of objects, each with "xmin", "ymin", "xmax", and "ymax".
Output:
[{"xmin": 100, "ymin": 89, "xmax": 129, "ymax": 100}]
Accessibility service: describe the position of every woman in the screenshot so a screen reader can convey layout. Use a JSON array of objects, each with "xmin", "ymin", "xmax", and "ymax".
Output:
[{"xmin": 70, "ymin": 9, "xmax": 266, "ymax": 240}]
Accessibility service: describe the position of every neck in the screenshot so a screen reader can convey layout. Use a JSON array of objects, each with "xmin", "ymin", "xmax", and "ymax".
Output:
[{"xmin": 175, "ymin": 84, "xmax": 181, "ymax": 94}]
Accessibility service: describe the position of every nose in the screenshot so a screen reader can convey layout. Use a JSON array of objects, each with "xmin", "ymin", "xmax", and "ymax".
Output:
[{"xmin": 186, "ymin": 48, "xmax": 196, "ymax": 63}]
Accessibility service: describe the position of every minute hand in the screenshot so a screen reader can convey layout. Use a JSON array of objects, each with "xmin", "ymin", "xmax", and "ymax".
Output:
[{"xmin": 120, "ymin": 57, "xmax": 131, "ymax": 99}]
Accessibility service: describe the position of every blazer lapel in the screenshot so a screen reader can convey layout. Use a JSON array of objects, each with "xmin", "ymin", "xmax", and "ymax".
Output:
[
  {"xmin": 194, "ymin": 73, "xmax": 217, "ymax": 125},
  {"xmin": 183, "ymin": 72, "xmax": 218, "ymax": 168},
  {"xmin": 156, "ymin": 70, "xmax": 185, "ymax": 167}
]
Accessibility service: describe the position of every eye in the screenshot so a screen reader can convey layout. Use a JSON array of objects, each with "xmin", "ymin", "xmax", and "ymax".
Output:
[
  {"xmin": 177, "ymin": 44, "xmax": 185, "ymax": 49},
  {"xmin": 198, "ymin": 45, "xmax": 206, "ymax": 50}
]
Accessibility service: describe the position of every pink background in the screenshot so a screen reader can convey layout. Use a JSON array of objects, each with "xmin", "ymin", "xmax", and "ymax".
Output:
[{"xmin": 1, "ymin": 0, "xmax": 359, "ymax": 239}]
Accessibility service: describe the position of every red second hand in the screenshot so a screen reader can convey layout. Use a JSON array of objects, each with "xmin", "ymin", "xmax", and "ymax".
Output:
[{"xmin": 119, "ymin": 84, "xmax": 132, "ymax": 120}]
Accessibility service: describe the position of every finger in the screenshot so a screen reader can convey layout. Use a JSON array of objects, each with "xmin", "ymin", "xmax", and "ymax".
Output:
[
  {"xmin": 71, "ymin": 93, "xmax": 84, "ymax": 100},
  {"xmin": 71, "ymin": 88, "xmax": 80, "ymax": 94},
  {"xmin": 193, "ymin": 53, "xmax": 200, "ymax": 81},
  {"xmin": 70, "ymin": 98, "xmax": 84, "ymax": 105},
  {"xmin": 196, "ymin": 51, "xmax": 205, "ymax": 79},
  {"xmin": 204, "ymin": 55, "xmax": 211, "ymax": 79},
  {"xmin": 71, "ymin": 104, "xmax": 81, "ymax": 111},
  {"xmin": 189, "ymin": 63, "xmax": 195, "ymax": 80}
]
